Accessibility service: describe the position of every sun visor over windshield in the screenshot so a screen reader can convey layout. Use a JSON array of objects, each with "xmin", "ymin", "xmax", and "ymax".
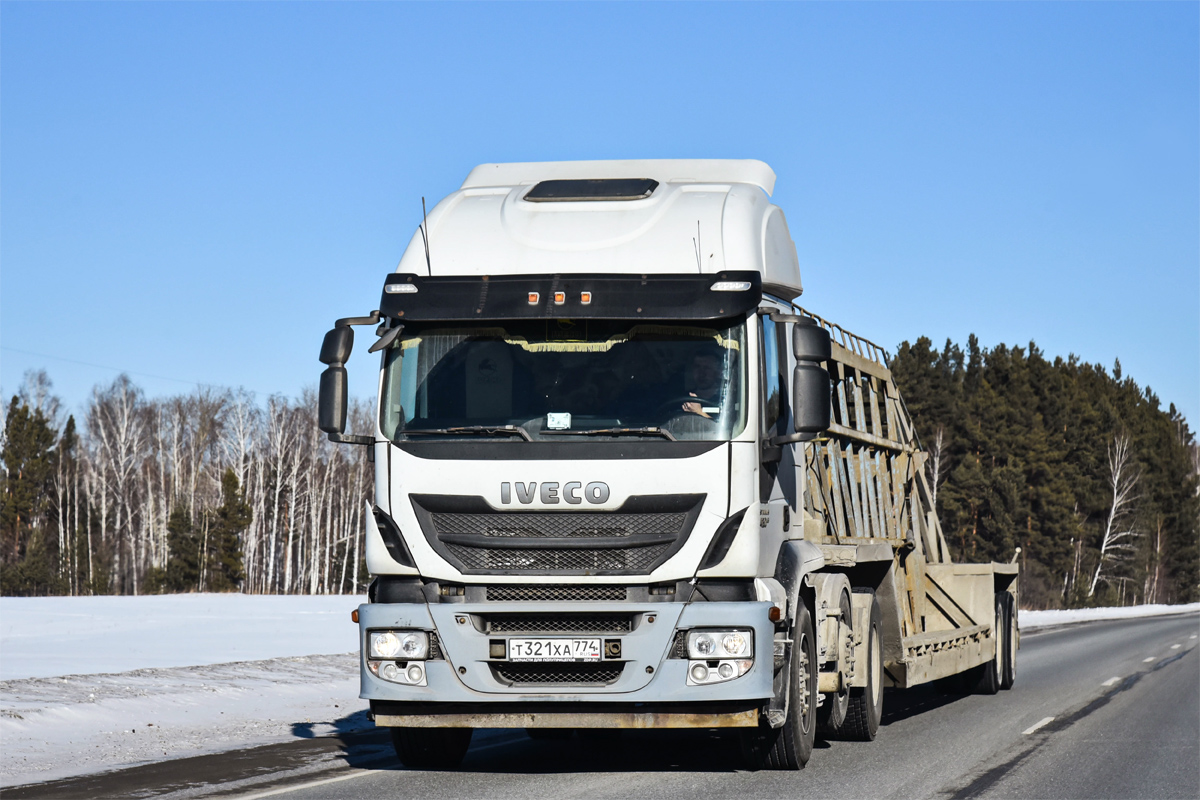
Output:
[{"xmin": 379, "ymin": 272, "xmax": 762, "ymax": 322}]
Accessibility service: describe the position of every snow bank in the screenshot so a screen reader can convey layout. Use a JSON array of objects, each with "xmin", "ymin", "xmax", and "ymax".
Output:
[
  {"xmin": 1, "ymin": 653, "xmax": 370, "ymax": 785},
  {"xmin": 0, "ymin": 594, "xmax": 365, "ymax": 680},
  {"xmin": 1021, "ymin": 602, "xmax": 1200, "ymax": 630}
]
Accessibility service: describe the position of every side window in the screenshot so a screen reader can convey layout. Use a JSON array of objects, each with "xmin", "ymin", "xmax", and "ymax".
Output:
[{"xmin": 762, "ymin": 317, "xmax": 781, "ymax": 436}]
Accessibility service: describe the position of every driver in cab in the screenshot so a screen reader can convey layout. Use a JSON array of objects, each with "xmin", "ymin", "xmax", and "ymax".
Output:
[{"xmin": 680, "ymin": 351, "xmax": 722, "ymax": 419}]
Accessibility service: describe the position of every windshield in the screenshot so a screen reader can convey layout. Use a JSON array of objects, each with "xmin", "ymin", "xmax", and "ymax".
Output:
[{"xmin": 380, "ymin": 318, "xmax": 747, "ymax": 442}]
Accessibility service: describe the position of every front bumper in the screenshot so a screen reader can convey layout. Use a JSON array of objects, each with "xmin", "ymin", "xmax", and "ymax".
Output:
[{"xmin": 357, "ymin": 600, "xmax": 775, "ymax": 714}]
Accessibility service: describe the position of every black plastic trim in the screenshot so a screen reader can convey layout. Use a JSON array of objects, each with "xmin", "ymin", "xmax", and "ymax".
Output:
[
  {"xmin": 369, "ymin": 576, "xmax": 425, "ymax": 604},
  {"xmin": 692, "ymin": 579, "xmax": 757, "ymax": 602},
  {"xmin": 379, "ymin": 272, "xmax": 762, "ymax": 321},
  {"xmin": 393, "ymin": 440, "xmax": 723, "ymax": 461},
  {"xmin": 373, "ymin": 506, "xmax": 415, "ymax": 568},
  {"xmin": 698, "ymin": 508, "xmax": 748, "ymax": 570}
]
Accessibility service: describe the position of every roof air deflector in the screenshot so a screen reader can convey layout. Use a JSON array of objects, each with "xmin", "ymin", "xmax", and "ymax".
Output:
[{"xmin": 524, "ymin": 178, "xmax": 658, "ymax": 203}]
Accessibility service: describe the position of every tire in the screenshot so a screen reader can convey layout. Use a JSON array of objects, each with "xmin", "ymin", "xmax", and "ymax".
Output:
[
  {"xmin": 837, "ymin": 591, "xmax": 883, "ymax": 741},
  {"xmin": 391, "ymin": 727, "xmax": 473, "ymax": 769},
  {"xmin": 740, "ymin": 602, "xmax": 818, "ymax": 770},
  {"xmin": 817, "ymin": 591, "xmax": 852, "ymax": 736},
  {"xmin": 1000, "ymin": 592, "xmax": 1017, "ymax": 690},
  {"xmin": 526, "ymin": 728, "xmax": 574, "ymax": 741},
  {"xmin": 971, "ymin": 593, "xmax": 1004, "ymax": 695}
]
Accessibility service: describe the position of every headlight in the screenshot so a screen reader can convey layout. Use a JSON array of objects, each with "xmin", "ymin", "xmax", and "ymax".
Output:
[
  {"xmin": 369, "ymin": 630, "xmax": 428, "ymax": 660},
  {"xmin": 687, "ymin": 629, "xmax": 753, "ymax": 659}
]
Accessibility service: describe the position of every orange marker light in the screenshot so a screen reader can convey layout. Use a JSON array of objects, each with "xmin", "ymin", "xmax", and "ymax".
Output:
[
  {"xmin": 553, "ymin": 291, "xmax": 566, "ymax": 305},
  {"xmin": 580, "ymin": 292, "xmax": 592, "ymax": 305},
  {"xmin": 528, "ymin": 292, "xmax": 540, "ymax": 304},
  {"xmin": 351, "ymin": 609, "xmax": 360, "ymax": 623},
  {"xmin": 768, "ymin": 606, "xmax": 782, "ymax": 622}
]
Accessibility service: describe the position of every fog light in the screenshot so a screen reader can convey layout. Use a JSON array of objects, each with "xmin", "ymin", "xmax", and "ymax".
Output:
[
  {"xmin": 381, "ymin": 662, "xmax": 400, "ymax": 681},
  {"xmin": 690, "ymin": 663, "xmax": 709, "ymax": 682},
  {"xmin": 718, "ymin": 662, "xmax": 735, "ymax": 679},
  {"xmin": 406, "ymin": 663, "xmax": 424, "ymax": 683}
]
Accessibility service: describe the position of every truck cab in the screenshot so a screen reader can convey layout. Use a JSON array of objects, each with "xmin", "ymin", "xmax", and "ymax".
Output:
[{"xmin": 319, "ymin": 160, "xmax": 1018, "ymax": 770}]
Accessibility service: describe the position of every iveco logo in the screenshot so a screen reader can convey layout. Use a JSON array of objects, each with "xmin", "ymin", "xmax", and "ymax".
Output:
[{"xmin": 500, "ymin": 481, "xmax": 610, "ymax": 505}]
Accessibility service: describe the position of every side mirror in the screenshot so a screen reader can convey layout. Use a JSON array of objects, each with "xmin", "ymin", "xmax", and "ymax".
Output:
[
  {"xmin": 792, "ymin": 319, "xmax": 831, "ymax": 435},
  {"xmin": 318, "ymin": 327, "xmax": 353, "ymax": 434}
]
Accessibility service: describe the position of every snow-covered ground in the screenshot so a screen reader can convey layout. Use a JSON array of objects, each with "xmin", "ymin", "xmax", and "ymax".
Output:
[
  {"xmin": 1, "ymin": 594, "xmax": 367, "ymax": 786},
  {"xmin": 1020, "ymin": 602, "xmax": 1200, "ymax": 630},
  {"xmin": 1, "ymin": 594, "xmax": 1197, "ymax": 788},
  {"xmin": 1, "ymin": 594, "xmax": 364, "ymax": 680}
]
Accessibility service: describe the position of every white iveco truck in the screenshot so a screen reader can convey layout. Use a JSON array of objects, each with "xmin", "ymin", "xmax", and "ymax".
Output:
[{"xmin": 318, "ymin": 160, "xmax": 1019, "ymax": 770}]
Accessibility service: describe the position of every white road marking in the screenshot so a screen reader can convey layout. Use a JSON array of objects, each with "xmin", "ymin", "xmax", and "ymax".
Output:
[
  {"xmin": 1023, "ymin": 717, "xmax": 1055, "ymax": 735},
  {"xmin": 1171, "ymin": 644, "xmax": 1181, "ymax": 649},
  {"xmin": 236, "ymin": 769, "xmax": 375, "ymax": 800},
  {"xmin": 1143, "ymin": 657, "xmax": 1157, "ymax": 663},
  {"xmin": 1191, "ymin": 634, "xmax": 1197, "ymax": 640},
  {"xmin": 1102, "ymin": 676, "xmax": 1121, "ymax": 687}
]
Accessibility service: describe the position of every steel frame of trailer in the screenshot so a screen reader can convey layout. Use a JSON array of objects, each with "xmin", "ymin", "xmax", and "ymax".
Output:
[{"xmin": 797, "ymin": 308, "xmax": 1020, "ymax": 690}]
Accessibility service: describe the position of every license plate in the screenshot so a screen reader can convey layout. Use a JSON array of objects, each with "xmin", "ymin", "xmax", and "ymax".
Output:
[{"xmin": 508, "ymin": 637, "xmax": 602, "ymax": 662}]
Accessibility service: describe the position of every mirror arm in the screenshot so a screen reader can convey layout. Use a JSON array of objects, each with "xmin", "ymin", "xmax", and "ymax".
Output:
[
  {"xmin": 771, "ymin": 432, "xmax": 820, "ymax": 447},
  {"xmin": 335, "ymin": 311, "xmax": 380, "ymax": 328},
  {"xmin": 328, "ymin": 433, "xmax": 374, "ymax": 446}
]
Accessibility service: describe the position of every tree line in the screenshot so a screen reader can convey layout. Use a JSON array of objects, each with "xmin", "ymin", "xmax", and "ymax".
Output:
[
  {"xmin": 892, "ymin": 336, "xmax": 1199, "ymax": 609},
  {"xmin": 3, "ymin": 335, "xmax": 1198, "ymax": 608},
  {"xmin": 0, "ymin": 371, "xmax": 372, "ymax": 596}
]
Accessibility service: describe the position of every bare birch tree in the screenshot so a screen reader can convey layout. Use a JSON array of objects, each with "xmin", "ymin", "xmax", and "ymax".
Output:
[{"xmin": 1088, "ymin": 433, "xmax": 1141, "ymax": 597}]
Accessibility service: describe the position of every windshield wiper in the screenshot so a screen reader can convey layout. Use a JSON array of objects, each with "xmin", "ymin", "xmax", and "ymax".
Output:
[
  {"xmin": 541, "ymin": 427, "xmax": 677, "ymax": 442},
  {"xmin": 401, "ymin": 425, "xmax": 533, "ymax": 441}
]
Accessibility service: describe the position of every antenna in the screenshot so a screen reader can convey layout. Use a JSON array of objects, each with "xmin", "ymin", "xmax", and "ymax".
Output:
[
  {"xmin": 419, "ymin": 197, "xmax": 432, "ymax": 276},
  {"xmin": 693, "ymin": 220, "xmax": 702, "ymax": 274}
]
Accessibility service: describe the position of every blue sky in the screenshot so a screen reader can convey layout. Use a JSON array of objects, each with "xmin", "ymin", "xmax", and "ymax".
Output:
[{"xmin": 2, "ymin": 1, "xmax": 1197, "ymax": 427}]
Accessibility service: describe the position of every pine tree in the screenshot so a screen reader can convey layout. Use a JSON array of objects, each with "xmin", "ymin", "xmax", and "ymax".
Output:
[
  {"xmin": 146, "ymin": 507, "xmax": 202, "ymax": 593},
  {"xmin": 0, "ymin": 396, "xmax": 62, "ymax": 595},
  {"xmin": 207, "ymin": 469, "xmax": 250, "ymax": 592}
]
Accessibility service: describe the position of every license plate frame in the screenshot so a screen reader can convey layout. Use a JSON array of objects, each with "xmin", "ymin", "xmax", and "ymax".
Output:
[{"xmin": 507, "ymin": 637, "xmax": 603, "ymax": 662}]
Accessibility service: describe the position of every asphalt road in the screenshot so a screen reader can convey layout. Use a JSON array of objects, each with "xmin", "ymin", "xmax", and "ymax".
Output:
[{"xmin": 7, "ymin": 612, "xmax": 1198, "ymax": 800}]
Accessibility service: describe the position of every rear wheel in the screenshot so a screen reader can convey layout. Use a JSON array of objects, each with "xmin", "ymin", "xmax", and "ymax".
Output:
[
  {"xmin": 391, "ymin": 727, "xmax": 473, "ymax": 769},
  {"xmin": 817, "ymin": 591, "xmax": 852, "ymax": 736},
  {"xmin": 837, "ymin": 591, "xmax": 883, "ymax": 741},
  {"xmin": 740, "ymin": 602, "xmax": 817, "ymax": 769},
  {"xmin": 971, "ymin": 593, "xmax": 1004, "ymax": 695},
  {"xmin": 1000, "ymin": 592, "xmax": 1017, "ymax": 690}
]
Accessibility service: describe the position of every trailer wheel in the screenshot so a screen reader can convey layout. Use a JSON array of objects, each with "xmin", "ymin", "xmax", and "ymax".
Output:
[
  {"xmin": 837, "ymin": 591, "xmax": 883, "ymax": 741},
  {"xmin": 817, "ymin": 591, "xmax": 852, "ymax": 736},
  {"xmin": 391, "ymin": 727, "xmax": 473, "ymax": 769},
  {"xmin": 970, "ymin": 593, "xmax": 1004, "ymax": 695},
  {"xmin": 1001, "ymin": 592, "xmax": 1017, "ymax": 690},
  {"xmin": 740, "ymin": 602, "xmax": 817, "ymax": 770}
]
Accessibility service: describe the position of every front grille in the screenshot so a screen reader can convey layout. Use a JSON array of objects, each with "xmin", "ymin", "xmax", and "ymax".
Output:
[
  {"xmin": 438, "ymin": 512, "xmax": 680, "ymax": 538},
  {"xmin": 447, "ymin": 543, "xmax": 670, "ymax": 573},
  {"xmin": 411, "ymin": 494, "xmax": 704, "ymax": 576},
  {"xmin": 485, "ymin": 614, "xmax": 633, "ymax": 634},
  {"xmin": 486, "ymin": 584, "xmax": 627, "ymax": 602},
  {"xmin": 492, "ymin": 662, "xmax": 625, "ymax": 685}
]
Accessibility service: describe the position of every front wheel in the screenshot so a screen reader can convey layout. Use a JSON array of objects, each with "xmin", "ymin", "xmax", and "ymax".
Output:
[
  {"xmin": 391, "ymin": 727, "xmax": 473, "ymax": 769},
  {"xmin": 740, "ymin": 602, "xmax": 817, "ymax": 770}
]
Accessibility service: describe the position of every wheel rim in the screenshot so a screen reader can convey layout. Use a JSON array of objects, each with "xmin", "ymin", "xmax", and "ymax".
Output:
[
  {"xmin": 869, "ymin": 626, "xmax": 882, "ymax": 708},
  {"xmin": 797, "ymin": 631, "xmax": 812, "ymax": 728},
  {"xmin": 994, "ymin": 605, "xmax": 1004, "ymax": 683},
  {"xmin": 1008, "ymin": 605, "xmax": 1018, "ymax": 679}
]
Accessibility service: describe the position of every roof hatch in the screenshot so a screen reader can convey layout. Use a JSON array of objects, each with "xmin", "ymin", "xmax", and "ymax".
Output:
[{"xmin": 524, "ymin": 178, "xmax": 658, "ymax": 202}]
